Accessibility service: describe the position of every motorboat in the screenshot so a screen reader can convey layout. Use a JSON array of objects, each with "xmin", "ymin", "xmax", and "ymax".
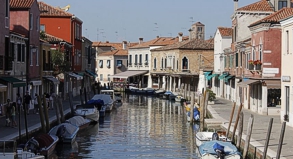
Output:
[
  {"xmin": 154, "ymin": 89, "xmax": 165, "ymax": 96},
  {"xmin": 131, "ymin": 87, "xmax": 155, "ymax": 95},
  {"xmin": 66, "ymin": 116, "xmax": 93, "ymax": 130},
  {"xmin": 162, "ymin": 91, "xmax": 176, "ymax": 100},
  {"xmin": 198, "ymin": 140, "xmax": 242, "ymax": 159},
  {"xmin": 195, "ymin": 131, "xmax": 230, "ymax": 147},
  {"xmin": 48, "ymin": 123, "xmax": 79, "ymax": 144},
  {"xmin": 87, "ymin": 94, "xmax": 114, "ymax": 113},
  {"xmin": 114, "ymin": 92, "xmax": 122, "ymax": 102},
  {"xmin": 74, "ymin": 104, "xmax": 99, "ymax": 122},
  {"xmin": 0, "ymin": 140, "xmax": 45, "ymax": 159},
  {"xmin": 24, "ymin": 134, "xmax": 59, "ymax": 157},
  {"xmin": 129, "ymin": 86, "xmax": 139, "ymax": 93},
  {"xmin": 175, "ymin": 95, "xmax": 185, "ymax": 102}
]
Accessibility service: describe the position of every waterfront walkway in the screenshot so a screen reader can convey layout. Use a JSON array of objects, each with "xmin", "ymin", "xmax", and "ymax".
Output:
[
  {"xmin": 207, "ymin": 98, "xmax": 292, "ymax": 159},
  {"xmin": 0, "ymin": 95, "xmax": 83, "ymax": 142}
]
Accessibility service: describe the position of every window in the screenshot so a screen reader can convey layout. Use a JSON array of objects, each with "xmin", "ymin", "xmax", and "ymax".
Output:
[
  {"xmin": 246, "ymin": 53, "xmax": 251, "ymax": 69},
  {"xmin": 135, "ymin": 54, "xmax": 138, "ymax": 64},
  {"xmin": 278, "ymin": 0, "xmax": 287, "ymax": 10},
  {"xmin": 154, "ymin": 58, "xmax": 156, "ymax": 69},
  {"xmin": 182, "ymin": 57, "xmax": 188, "ymax": 69},
  {"xmin": 108, "ymin": 74, "xmax": 110, "ymax": 81},
  {"xmin": 17, "ymin": 44, "xmax": 21, "ymax": 62},
  {"xmin": 139, "ymin": 54, "xmax": 142, "ymax": 65},
  {"xmin": 22, "ymin": 44, "xmax": 25, "ymax": 62},
  {"xmin": 107, "ymin": 60, "xmax": 110, "ymax": 68},
  {"xmin": 5, "ymin": 0, "xmax": 9, "ymax": 17},
  {"xmin": 75, "ymin": 23, "xmax": 80, "ymax": 39},
  {"xmin": 99, "ymin": 60, "xmax": 103, "ymax": 68},
  {"xmin": 224, "ymin": 56, "xmax": 227, "ymax": 67},
  {"xmin": 235, "ymin": 53, "xmax": 238, "ymax": 67},
  {"xmin": 172, "ymin": 57, "xmax": 175, "ymax": 69},
  {"xmin": 197, "ymin": 27, "xmax": 202, "ymax": 32},
  {"xmin": 167, "ymin": 56, "xmax": 172, "ymax": 67},
  {"xmin": 252, "ymin": 47, "xmax": 256, "ymax": 60},
  {"xmin": 129, "ymin": 55, "xmax": 132, "ymax": 64},
  {"xmin": 145, "ymin": 54, "xmax": 148, "ymax": 64},
  {"xmin": 117, "ymin": 60, "xmax": 122, "ymax": 67},
  {"xmin": 46, "ymin": 50, "xmax": 50, "ymax": 63},
  {"xmin": 100, "ymin": 74, "xmax": 103, "ymax": 81},
  {"xmin": 40, "ymin": 24, "xmax": 45, "ymax": 31},
  {"xmin": 176, "ymin": 60, "xmax": 178, "ymax": 70},
  {"xmin": 10, "ymin": 43, "xmax": 14, "ymax": 60},
  {"xmin": 259, "ymin": 44, "xmax": 262, "ymax": 61},
  {"xmin": 285, "ymin": 86, "xmax": 290, "ymax": 121},
  {"xmin": 164, "ymin": 58, "xmax": 167, "ymax": 68},
  {"xmin": 36, "ymin": 16, "xmax": 39, "ymax": 31},
  {"xmin": 286, "ymin": 30, "xmax": 289, "ymax": 54},
  {"xmin": 29, "ymin": 13, "xmax": 33, "ymax": 30},
  {"xmin": 30, "ymin": 47, "xmax": 33, "ymax": 66},
  {"xmin": 36, "ymin": 48, "xmax": 39, "ymax": 66},
  {"xmin": 161, "ymin": 58, "xmax": 163, "ymax": 68}
]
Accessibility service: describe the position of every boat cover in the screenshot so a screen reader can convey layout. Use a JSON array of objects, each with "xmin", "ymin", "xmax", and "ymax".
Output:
[
  {"xmin": 187, "ymin": 108, "xmax": 200, "ymax": 121},
  {"xmin": 48, "ymin": 123, "xmax": 79, "ymax": 137},
  {"xmin": 66, "ymin": 116, "xmax": 89, "ymax": 127},
  {"xmin": 199, "ymin": 140, "xmax": 241, "ymax": 156},
  {"xmin": 87, "ymin": 94, "xmax": 113, "ymax": 105}
]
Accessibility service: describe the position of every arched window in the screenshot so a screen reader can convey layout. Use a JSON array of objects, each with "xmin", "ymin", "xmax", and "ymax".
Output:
[
  {"xmin": 154, "ymin": 58, "xmax": 157, "ymax": 69},
  {"xmin": 161, "ymin": 58, "xmax": 164, "ymax": 69},
  {"xmin": 165, "ymin": 57, "xmax": 167, "ymax": 68},
  {"xmin": 182, "ymin": 57, "xmax": 188, "ymax": 69}
]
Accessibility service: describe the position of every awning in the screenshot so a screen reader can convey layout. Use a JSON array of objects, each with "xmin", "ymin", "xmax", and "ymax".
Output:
[
  {"xmin": 238, "ymin": 80, "xmax": 259, "ymax": 87},
  {"xmin": 264, "ymin": 80, "xmax": 281, "ymax": 89},
  {"xmin": 43, "ymin": 76, "xmax": 60, "ymax": 85},
  {"xmin": 0, "ymin": 77, "xmax": 26, "ymax": 87},
  {"xmin": 224, "ymin": 75, "xmax": 235, "ymax": 82},
  {"xmin": 85, "ymin": 70, "xmax": 97, "ymax": 78},
  {"xmin": 206, "ymin": 74, "xmax": 219, "ymax": 80},
  {"xmin": 204, "ymin": 72, "xmax": 211, "ymax": 77},
  {"xmin": 110, "ymin": 70, "xmax": 148, "ymax": 78},
  {"xmin": 218, "ymin": 74, "xmax": 228, "ymax": 80},
  {"xmin": 30, "ymin": 80, "xmax": 42, "ymax": 86},
  {"xmin": 68, "ymin": 72, "xmax": 83, "ymax": 80}
]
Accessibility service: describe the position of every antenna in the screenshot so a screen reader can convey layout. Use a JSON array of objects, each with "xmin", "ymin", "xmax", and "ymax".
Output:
[{"xmin": 189, "ymin": 17, "xmax": 194, "ymax": 24}]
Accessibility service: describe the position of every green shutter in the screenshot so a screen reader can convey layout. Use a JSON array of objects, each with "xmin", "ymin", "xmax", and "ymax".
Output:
[{"xmin": 235, "ymin": 53, "xmax": 238, "ymax": 67}]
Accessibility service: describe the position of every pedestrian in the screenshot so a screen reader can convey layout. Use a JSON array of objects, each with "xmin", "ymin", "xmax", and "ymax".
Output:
[
  {"xmin": 5, "ymin": 99, "xmax": 11, "ymax": 127},
  {"xmin": 45, "ymin": 93, "xmax": 50, "ymax": 109},
  {"xmin": 49, "ymin": 93, "xmax": 54, "ymax": 110},
  {"xmin": 33, "ymin": 93, "xmax": 39, "ymax": 114},
  {"xmin": 10, "ymin": 102, "xmax": 17, "ymax": 128},
  {"xmin": 16, "ymin": 93, "xmax": 23, "ymax": 114},
  {"xmin": 24, "ymin": 91, "xmax": 32, "ymax": 115}
]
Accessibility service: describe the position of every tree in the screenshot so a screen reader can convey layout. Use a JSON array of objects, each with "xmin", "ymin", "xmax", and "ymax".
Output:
[{"xmin": 51, "ymin": 49, "xmax": 71, "ymax": 75}]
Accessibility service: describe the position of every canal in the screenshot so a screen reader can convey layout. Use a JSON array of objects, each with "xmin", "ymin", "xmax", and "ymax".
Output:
[{"xmin": 54, "ymin": 94, "xmax": 200, "ymax": 159}]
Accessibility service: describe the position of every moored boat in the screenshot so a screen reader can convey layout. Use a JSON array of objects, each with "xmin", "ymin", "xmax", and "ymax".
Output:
[
  {"xmin": 66, "ymin": 116, "xmax": 93, "ymax": 130},
  {"xmin": 74, "ymin": 104, "xmax": 99, "ymax": 122},
  {"xmin": 24, "ymin": 134, "xmax": 59, "ymax": 157},
  {"xmin": 88, "ymin": 94, "xmax": 114, "ymax": 112},
  {"xmin": 48, "ymin": 123, "xmax": 79, "ymax": 144},
  {"xmin": 195, "ymin": 131, "xmax": 230, "ymax": 147},
  {"xmin": 198, "ymin": 140, "xmax": 242, "ymax": 159}
]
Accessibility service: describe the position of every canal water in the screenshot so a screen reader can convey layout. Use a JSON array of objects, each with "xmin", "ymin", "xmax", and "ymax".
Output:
[{"xmin": 53, "ymin": 94, "xmax": 200, "ymax": 159}]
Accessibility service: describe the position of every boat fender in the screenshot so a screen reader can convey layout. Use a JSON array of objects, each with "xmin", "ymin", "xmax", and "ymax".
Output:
[{"xmin": 212, "ymin": 132, "xmax": 219, "ymax": 140}]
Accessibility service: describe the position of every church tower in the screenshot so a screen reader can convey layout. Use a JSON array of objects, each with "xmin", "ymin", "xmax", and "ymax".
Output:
[{"xmin": 189, "ymin": 22, "xmax": 205, "ymax": 40}]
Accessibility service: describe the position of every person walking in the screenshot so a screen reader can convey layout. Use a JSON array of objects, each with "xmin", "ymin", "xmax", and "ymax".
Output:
[
  {"xmin": 16, "ymin": 93, "xmax": 23, "ymax": 114},
  {"xmin": 5, "ymin": 99, "xmax": 11, "ymax": 127},
  {"xmin": 24, "ymin": 91, "xmax": 32, "ymax": 115},
  {"xmin": 33, "ymin": 93, "xmax": 39, "ymax": 114},
  {"xmin": 10, "ymin": 102, "xmax": 17, "ymax": 128},
  {"xmin": 49, "ymin": 93, "xmax": 54, "ymax": 110}
]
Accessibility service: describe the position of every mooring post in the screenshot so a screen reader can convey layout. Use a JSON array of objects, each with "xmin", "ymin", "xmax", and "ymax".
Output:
[
  {"xmin": 236, "ymin": 111, "xmax": 244, "ymax": 149},
  {"xmin": 80, "ymin": 89, "xmax": 84, "ymax": 105},
  {"xmin": 42, "ymin": 95, "xmax": 50, "ymax": 132},
  {"xmin": 262, "ymin": 118, "xmax": 273, "ymax": 159},
  {"xmin": 276, "ymin": 122, "xmax": 286, "ymax": 159},
  {"xmin": 37, "ymin": 95, "xmax": 46, "ymax": 133},
  {"xmin": 232, "ymin": 103, "xmax": 243, "ymax": 143},
  {"xmin": 243, "ymin": 114, "xmax": 254, "ymax": 158},
  {"xmin": 190, "ymin": 92, "xmax": 195, "ymax": 123},
  {"xmin": 227, "ymin": 102, "xmax": 236, "ymax": 138},
  {"xmin": 68, "ymin": 92, "xmax": 75, "ymax": 116},
  {"xmin": 58, "ymin": 95, "xmax": 65, "ymax": 123},
  {"xmin": 53, "ymin": 94, "xmax": 61, "ymax": 124},
  {"xmin": 204, "ymin": 91, "xmax": 209, "ymax": 118}
]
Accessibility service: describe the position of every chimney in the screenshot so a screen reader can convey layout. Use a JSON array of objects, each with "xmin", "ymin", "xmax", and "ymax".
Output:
[
  {"xmin": 157, "ymin": 36, "xmax": 160, "ymax": 38},
  {"xmin": 106, "ymin": 41, "xmax": 109, "ymax": 43},
  {"xmin": 139, "ymin": 38, "xmax": 143, "ymax": 44},
  {"xmin": 234, "ymin": 0, "xmax": 238, "ymax": 11},
  {"xmin": 122, "ymin": 41, "xmax": 127, "ymax": 50},
  {"xmin": 178, "ymin": 32, "xmax": 183, "ymax": 42},
  {"xmin": 188, "ymin": 28, "xmax": 193, "ymax": 41}
]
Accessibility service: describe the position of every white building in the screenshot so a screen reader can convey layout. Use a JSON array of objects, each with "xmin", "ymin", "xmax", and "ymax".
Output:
[
  {"xmin": 212, "ymin": 27, "xmax": 232, "ymax": 98},
  {"xmin": 280, "ymin": 16, "xmax": 293, "ymax": 126}
]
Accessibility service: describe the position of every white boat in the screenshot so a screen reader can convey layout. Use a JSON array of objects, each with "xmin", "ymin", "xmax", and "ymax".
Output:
[
  {"xmin": 198, "ymin": 140, "xmax": 242, "ymax": 159},
  {"xmin": 175, "ymin": 95, "xmax": 185, "ymax": 102},
  {"xmin": 88, "ymin": 94, "xmax": 114, "ymax": 112},
  {"xmin": 195, "ymin": 131, "xmax": 230, "ymax": 147},
  {"xmin": 74, "ymin": 104, "xmax": 99, "ymax": 122},
  {"xmin": 66, "ymin": 116, "xmax": 93, "ymax": 130},
  {"xmin": 0, "ymin": 140, "xmax": 45, "ymax": 159},
  {"xmin": 48, "ymin": 123, "xmax": 79, "ymax": 144}
]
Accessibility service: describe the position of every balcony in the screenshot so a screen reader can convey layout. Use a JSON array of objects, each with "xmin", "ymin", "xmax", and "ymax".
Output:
[{"xmin": 181, "ymin": 69, "xmax": 190, "ymax": 73}]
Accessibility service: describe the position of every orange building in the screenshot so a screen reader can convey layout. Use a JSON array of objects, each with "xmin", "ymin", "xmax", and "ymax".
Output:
[{"xmin": 38, "ymin": 2, "xmax": 83, "ymax": 72}]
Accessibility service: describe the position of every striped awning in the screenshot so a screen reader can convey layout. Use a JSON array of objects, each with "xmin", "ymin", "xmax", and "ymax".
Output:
[
  {"xmin": 264, "ymin": 80, "xmax": 281, "ymax": 89},
  {"xmin": 109, "ymin": 70, "xmax": 148, "ymax": 79}
]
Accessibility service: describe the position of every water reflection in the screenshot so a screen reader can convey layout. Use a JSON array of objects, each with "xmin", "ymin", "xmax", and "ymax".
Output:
[{"xmin": 59, "ymin": 95, "xmax": 200, "ymax": 159}]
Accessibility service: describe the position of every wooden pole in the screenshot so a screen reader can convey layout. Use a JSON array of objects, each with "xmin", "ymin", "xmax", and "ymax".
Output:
[
  {"xmin": 262, "ymin": 118, "xmax": 274, "ymax": 159},
  {"xmin": 80, "ymin": 89, "xmax": 84, "ymax": 105},
  {"xmin": 236, "ymin": 111, "xmax": 243, "ymax": 149},
  {"xmin": 200, "ymin": 95, "xmax": 205, "ymax": 132},
  {"xmin": 190, "ymin": 92, "xmax": 195, "ymax": 123},
  {"xmin": 68, "ymin": 92, "xmax": 75, "ymax": 115},
  {"xmin": 276, "ymin": 122, "xmax": 286, "ymax": 159},
  {"xmin": 188, "ymin": 83, "xmax": 191, "ymax": 101},
  {"xmin": 227, "ymin": 102, "xmax": 236, "ymax": 138},
  {"xmin": 52, "ymin": 94, "xmax": 61, "ymax": 124},
  {"xmin": 204, "ymin": 91, "xmax": 209, "ymax": 118},
  {"xmin": 42, "ymin": 95, "xmax": 50, "ymax": 132},
  {"xmin": 57, "ymin": 96, "xmax": 65, "ymax": 123},
  {"xmin": 184, "ymin": 84, "xmax": 187, "ymax": 99},
  {"xmin": 232, "ymin": 103, "xmax": 243, "ymax": 143},
  {"xmin": 37, "ymin": 95, "xmax": 46, "ymax": 133},
  {"xmin": 243, "ymin": 114, "xmax": 254, "ymax": 158},
  {"xmin": 84, "ymin": 87, "xmax": 88, "ymax": 103}
]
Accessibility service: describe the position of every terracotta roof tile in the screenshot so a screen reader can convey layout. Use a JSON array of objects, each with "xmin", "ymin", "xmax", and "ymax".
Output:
[
  {"xmin": 237, "ymin": 0, "xmax": 274, "ymax": 12},
  {"xmin": 10, "ymin": 0, "xmax": 35, "ymax": 9},
  {"xmin": 92, "ymin": 41, "xmax": 138, "ymax": 50},
  {"xmin": 250, "ymin": 8, "xmax": 293, "ymax": 26},
  {"xmin": 38, "ymin": 1, "xmax": 73, "ymax": 17},
  {"xmin": 218, "ymin": 27, "xmax": 232, "ymax": 37},
  {"xmin": 130, "ymin": 37, "xmax": 188, "ymax": 49},
  {"xmin": 99, "ymin": 49, "xmax": 128, "ymax": 56},
  {"xmin": 151, "ymin": 38, "xmax": 214, "ymax": 51},
  {"xmin": 43, "ymin": 33, "xmax": 71, "ymax": 44}
]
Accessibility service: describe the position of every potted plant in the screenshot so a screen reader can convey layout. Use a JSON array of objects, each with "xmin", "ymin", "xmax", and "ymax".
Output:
[
  {"xmin": 254, "ymin": 60, "xmax": 262, "ymax": 70},
  {"xmin": 248, "ymin": 60, "xmax": 254, "ymax": 70},
  {"xmin": 206, "ymin": 89, "xmax": 216, "ymax": 104}
]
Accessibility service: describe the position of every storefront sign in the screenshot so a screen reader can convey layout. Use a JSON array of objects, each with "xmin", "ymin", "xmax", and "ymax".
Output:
[
  {"xmin": 282, "ymin": 76, "xmax": 291, "ymax": 82},
  {"xmin": 263, "ymin": 68, "xmax": 279, "ymax": 74}
]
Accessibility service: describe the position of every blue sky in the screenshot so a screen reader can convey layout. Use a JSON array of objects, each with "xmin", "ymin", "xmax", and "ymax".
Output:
[{"xmin": 41, "ymin": 0, "xmax": 257, "ymax": 43}]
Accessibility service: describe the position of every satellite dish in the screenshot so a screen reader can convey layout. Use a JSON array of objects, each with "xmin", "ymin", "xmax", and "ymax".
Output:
[{"xmin": 61, "ymin": 4, "xmax": 70, "ymax": 12}]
